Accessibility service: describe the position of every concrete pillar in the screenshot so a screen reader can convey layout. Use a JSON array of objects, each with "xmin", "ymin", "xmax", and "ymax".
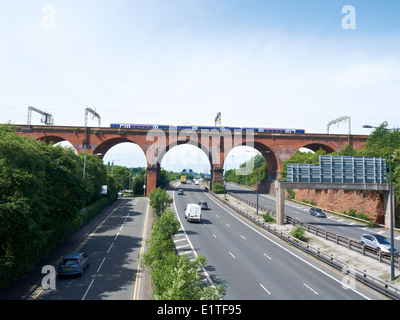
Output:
[
  {"xmin": 383, "ymin": 189, "xmax": 395, "ymax": 229},
  {"xmin": 275, "ymin": 181, "xmax": 285, "ymax": 225}
]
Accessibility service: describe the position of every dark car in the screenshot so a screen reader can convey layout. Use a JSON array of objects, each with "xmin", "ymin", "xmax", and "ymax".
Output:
[
  {"xmin": 198, "ymin": 201, "xmax": 208, "ymax": 210},
  {"xmin": 58, "ymin": 253, "xmax": 90, "ymax": 276},
  {"xmin": 178, "ymin": 189, "xmax": 184, "ymax": 195},
  {"xmin": 309, "ymin": 208, "xmax": 326, "ymax": 218}
]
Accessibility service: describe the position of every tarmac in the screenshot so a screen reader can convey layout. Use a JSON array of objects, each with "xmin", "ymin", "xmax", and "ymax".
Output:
[{"xmin": 212, "ymin": 191, "xmax": 400, "ymax": 294}]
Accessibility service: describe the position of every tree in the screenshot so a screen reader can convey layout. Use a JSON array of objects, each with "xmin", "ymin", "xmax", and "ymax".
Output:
[
  {"xmin": 110, "ymin": 165, "xmax": 130, "ymax": 190},
  {"xmin": 280, "ymin": 148, "xmax": 327, "ymax": 180},
  {"xmin": 80, "ymin": 153, "xmax": 108, "ymax": 205},
  {"xmin": 131, "ymin": 171, "xmax": 145, "ymax": 195},
  {"xmin": 212, "ymin": 183, "xmax": 225, "ymax": 194},
  {"xmin": 225, "ymin": 154, "xmax": 268, "ymax": 187},
  {"xmin": 148, "ymin": 187, "xmax": 173, "ymax": 216},
  {"xmin": 0, "ymin": 124, "xmax": 119, "ymax": 289},
  {"xmin": 141, "ymin": 208, "xmax": 225, "ymax": 300}
]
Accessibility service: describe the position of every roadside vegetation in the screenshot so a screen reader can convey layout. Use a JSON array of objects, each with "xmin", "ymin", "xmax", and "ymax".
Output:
[
  {"xmin": 225, "ymin": 122, "xmax": 399, "ymax": 225},
  {"xmin": 142, "ymin": 188, "xmax": 226, "ymax": 300},
  {"xmin": 262, "ymin": 211, "xmax": 276, "ymax": 223},
  {"xmin": 291, "ymin": 226, "xmax": 307, "ymax": 242},
  {"xmin": 111, "ymin": 168, "xmax": 198, "ymax": 196},
  {"xmin": 0, "ymin": 124, "xmax": 119, "ymax": 289},
  {"xmin": 225, "ymin": 154, "xmax": 268, "ymax": 187},
  {"xmin": 212, "ymin": 182, "xmax": 225, "ymax": 194},
  {"xmin": 281, "ymin": 122, "xmax": 400, "ymax": 202}
]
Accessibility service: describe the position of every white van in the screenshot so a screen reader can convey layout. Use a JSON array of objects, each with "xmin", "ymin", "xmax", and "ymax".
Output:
[{"xmin": 185, "ymin": 203, "xmax": 202, "ymax": 223}]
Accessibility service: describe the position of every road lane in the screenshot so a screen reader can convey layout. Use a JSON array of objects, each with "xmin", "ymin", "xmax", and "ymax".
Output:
[
  {"xmin": 35, "ymin": 197, "xmax": 149, "ymax": 300},
  {"xmin": 172, "ymin": 182, "xmax": 384, "ymax": 300},
  {"xmin": 226, "ymin": 182, "xmax": 400, "ymax": 248}
]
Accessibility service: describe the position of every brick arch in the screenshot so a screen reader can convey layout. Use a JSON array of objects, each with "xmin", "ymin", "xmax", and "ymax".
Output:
[
  {"xmin": 224, "ymin": 141, "xmax": 278, "ymax": 180},
  {"xmin": 35, "ymin": 134, "xmax": 79, "ymax": 154},
  {"xmin": 93, "ymin": 137, "xmax": 147, "ymax": 162},
  {"xmin": 36, "ymin": 134, "xmax": 66, "ymax": 144},
  {"xmin": 156, "ymin": 139, "xmax": 212, "ymax": 169},
  {"xmin": 300, "ymin": 143, "xmax": 336, "ymax": 154}
]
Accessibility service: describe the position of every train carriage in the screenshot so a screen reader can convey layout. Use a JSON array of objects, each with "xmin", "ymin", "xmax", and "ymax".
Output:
[{"xmin": 110, "ymin": 123, "xmax": 305, "ymax": 134}]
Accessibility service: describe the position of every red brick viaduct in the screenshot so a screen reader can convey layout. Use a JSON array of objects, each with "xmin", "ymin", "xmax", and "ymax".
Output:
[{"xmin": 16, "ymin": 125, "xmax": 368, "ymax": 195}]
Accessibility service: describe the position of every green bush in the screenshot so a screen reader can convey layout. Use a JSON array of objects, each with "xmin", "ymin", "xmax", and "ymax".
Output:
[
  {"xmin": 291, "ymin": 226, "xmax": 307, "ymax": 241},
  {"xmin": 142, "ymin": 191, "xmax": 226, "ymax": 300},
  {"xmin": 148, "ymin": 187, "xmax": 173, "ymax": 216},
  {"xmin": 212, "ymin": 183, "xmax": 225, "ymax": 194},
  {"xmin": 343, "ymin": 209, "xmax": 370, "ymax": 221},
  {"xmin": 262, "ymin": 211, "xmax": 276, "ymax": 223}
]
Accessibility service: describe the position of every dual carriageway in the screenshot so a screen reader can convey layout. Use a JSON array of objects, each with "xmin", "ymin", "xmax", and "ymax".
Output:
[{"xmin": 3, "ymin": 181, "xmax": 396, "ymax": 300}]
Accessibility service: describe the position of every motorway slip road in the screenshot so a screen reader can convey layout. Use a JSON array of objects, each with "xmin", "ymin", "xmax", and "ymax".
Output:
[{"xmin": 226, "ymin": 182, "xmax": 400, "ymax": 250}]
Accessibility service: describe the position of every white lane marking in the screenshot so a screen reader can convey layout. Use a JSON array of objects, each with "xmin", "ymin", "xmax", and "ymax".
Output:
[
  {"xmin": 205, "ymin": 192, "xmax": 372, "ymax": 300},
  {"xmin": 172, "ymin": 190, "xmax": 215, "ymax": 288},
  {"xmin": 304, "ymin": 283, "xmax": 319, "ymax": 295},
  {"xmin": 229, "ymin": 252, "xmax": 236, "ymax": 259},
  {"xmin": 263, "ymin": 253, "xmax": 272, "ymax": 260},
  {"xmin": 260, "ymin": 284, "xmax": 271, "ymax": 295},
  {"xmin": 97, "ymin": 257, "xmax": 106, "ymax": 273},
  {"xmin": 213, "ymin": 234, "xmax": 217, "ymax": 238},
  {"xmin": 173, "ymin": 238, "xmax": 187, "ymax": 243},
  {"xmin": 107, "ymin": 243, "xmax": 113, "ymax": 253},
  {"xmin": 240, "ymin": 235, "xmax": 246, "ymax": 240},
  {"xmin": 114, "ymin": 232, "xmax": 119, "ymax": 240},
  {"xmin": 82, "ymin": 279, "xmax": 94, "ymax": 300},
  {"xmin": 176, "ymin": 244, "xmax": 190, "ymax": 249}
]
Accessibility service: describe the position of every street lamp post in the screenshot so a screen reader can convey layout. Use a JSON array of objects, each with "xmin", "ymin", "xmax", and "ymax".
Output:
[
  {"xmin": 256, "ymin": 166, "xmax": 259, "ymax": 215},
  {"xmin": 363, "ymin": 124, "xmax": 395, "ymax": 281},
  {"xmin": 83, "ymin": 153, "xmax": 103, "ymax": 182}
]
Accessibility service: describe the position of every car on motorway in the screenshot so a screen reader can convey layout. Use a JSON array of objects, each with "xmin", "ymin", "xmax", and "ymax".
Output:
[
  {"xmin": 198, "ymin": 201, "xmax": 208, "ymax": 210},
  {"xmin": 185, "ymin": 203, "xmax": 202, "ymax": 222},
  {"xmin": 178, "ymin": 188, "xmax": 184, "ymax": 195},
  {"xmin": 360, "ymin": 233, "xmax": 399, "ymax": 255},
  {"xmin": 309, "ymin": 208, "xmax": 326, "ymax": 218},
  {"xmin": 58, "ymin": 253, "xmax": 90, "ymax": 277}
]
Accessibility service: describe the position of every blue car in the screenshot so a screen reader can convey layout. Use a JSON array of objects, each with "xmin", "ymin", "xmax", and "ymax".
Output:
[{"xmin": 58, "ymin": 253, "xmax": 90, "ymax": 277}]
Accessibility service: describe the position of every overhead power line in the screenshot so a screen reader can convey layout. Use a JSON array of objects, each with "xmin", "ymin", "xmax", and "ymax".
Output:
[
  {"xmin": 27, "ymin": 106, "xmax": 54, "ymax": 126},
  {"xmin": 85, "ymin": 107, "xmax": 101, "ymax": 127},
  {"xmin": 327, "ymin": 116, "xmax": 351, "ymax": 135}
]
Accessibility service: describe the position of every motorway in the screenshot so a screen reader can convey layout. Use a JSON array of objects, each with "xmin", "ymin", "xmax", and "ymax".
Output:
[
  {"xmin": 29, "ymin": 197, "xmax": 150, "ymax": 300},
  {"xmin": 171, "ymin": 181, "xmax": 386, "ymax": 300},
  {"xmin": 225, "ymin": 182, "xmax": 400, "ymax": 249},
  {"xmin": 0, "ymin": 184, "xmax": 389, "ymax": 301}
]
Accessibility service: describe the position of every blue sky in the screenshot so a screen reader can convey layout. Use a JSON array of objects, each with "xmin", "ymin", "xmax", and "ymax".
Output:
[{"xmin": 1, "ymin": 1, "xmax": 399, "ymax": 171}]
